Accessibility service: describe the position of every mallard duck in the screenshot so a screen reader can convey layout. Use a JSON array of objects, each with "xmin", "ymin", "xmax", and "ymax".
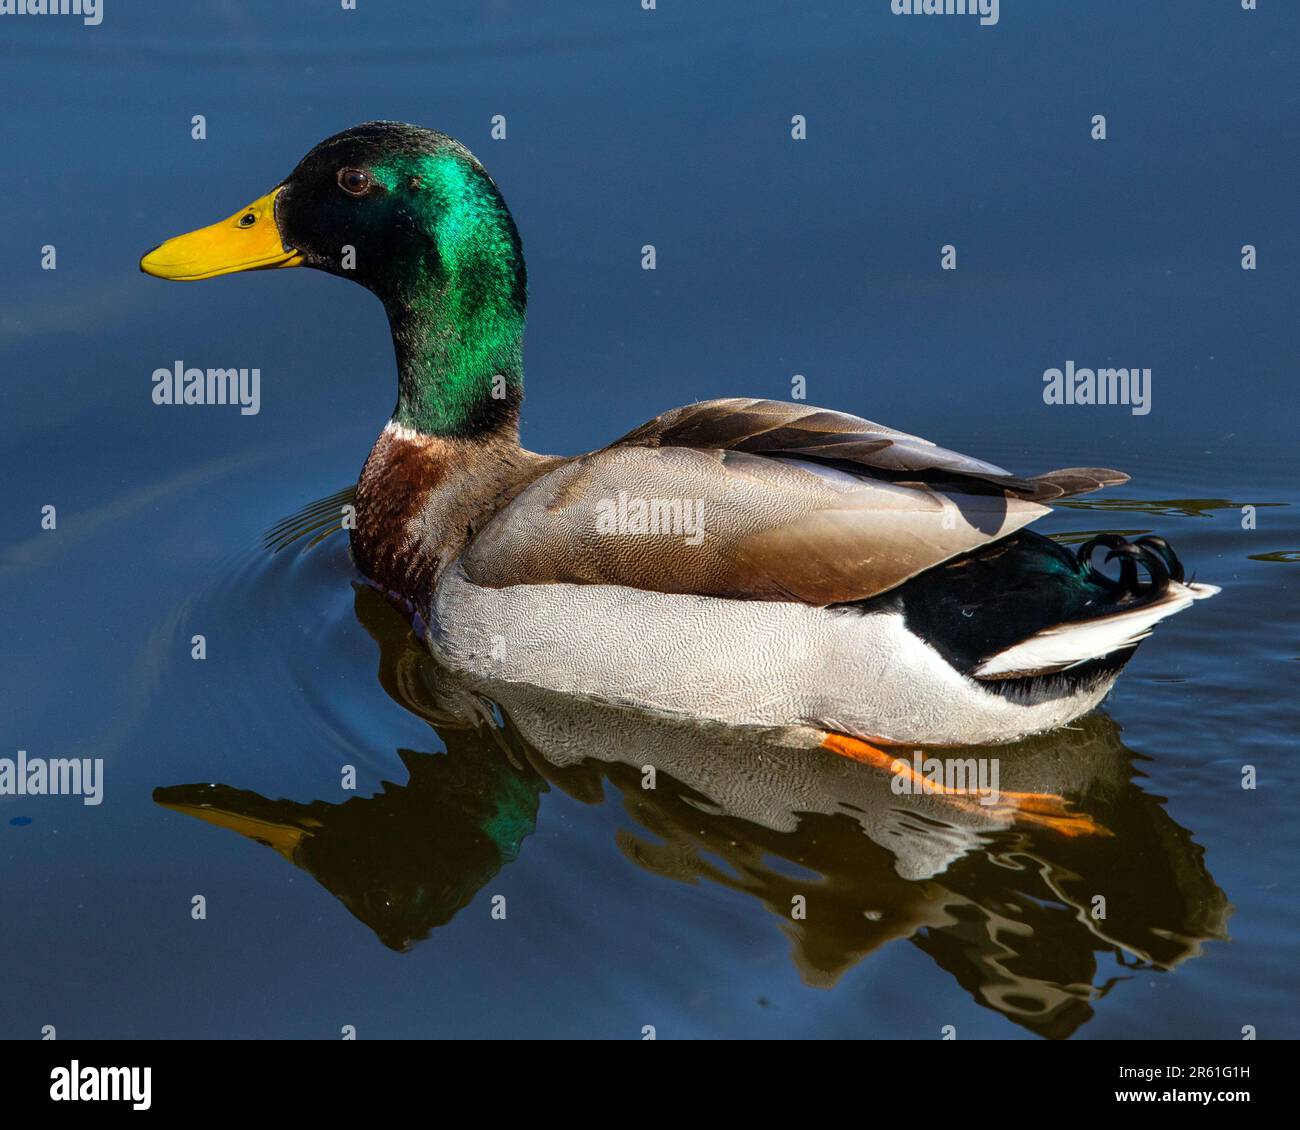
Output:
[{"xmin": 141, "ymin": 121, "xmax": 1217, "ymax": 748}]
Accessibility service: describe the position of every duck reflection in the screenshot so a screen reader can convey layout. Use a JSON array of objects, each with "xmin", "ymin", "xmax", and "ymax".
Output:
[{"xmin": 155, "ymin": 582, "xmax": 1230, "ymax": 1039}]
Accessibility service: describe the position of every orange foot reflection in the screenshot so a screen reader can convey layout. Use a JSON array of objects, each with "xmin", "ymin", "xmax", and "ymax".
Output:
[{"xmin": 819, "ymin": 731, "xmax": 1111, "ymax": 838}]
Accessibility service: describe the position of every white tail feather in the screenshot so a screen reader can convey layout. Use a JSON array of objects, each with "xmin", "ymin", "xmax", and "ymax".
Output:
[{"xmin": 973, "ymin": 581, "xmax": 1219, "ymax": 679}]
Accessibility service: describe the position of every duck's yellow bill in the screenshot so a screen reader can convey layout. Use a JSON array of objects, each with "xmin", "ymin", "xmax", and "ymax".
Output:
[{"xmin": 140, "ymin": 187, "xmax": 303, "ymax": 280}]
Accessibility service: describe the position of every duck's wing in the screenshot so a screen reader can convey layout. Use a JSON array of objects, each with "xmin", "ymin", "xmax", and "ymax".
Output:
[
  {"xmin": 461, "ymin": 398, "xmax": 1128, "ymax": 605},
  {"xmin": 612, "ymin": 398, "xmax": 1125, "ymax": 502}
]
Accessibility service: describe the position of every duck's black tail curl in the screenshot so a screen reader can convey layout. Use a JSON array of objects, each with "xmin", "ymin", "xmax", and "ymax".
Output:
[
  {"xmin": 1075, "ymin": 533, "xmax": 1186, "ymax": 597},
  {"xmin": 856, "ymin": 528, "xmax": 1214, "ymax": 701}
]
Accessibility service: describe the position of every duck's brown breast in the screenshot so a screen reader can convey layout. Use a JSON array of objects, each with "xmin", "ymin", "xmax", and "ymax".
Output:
[{"xmin": 351, "ymin": 421, "xmax": 558, "ymax": 603}]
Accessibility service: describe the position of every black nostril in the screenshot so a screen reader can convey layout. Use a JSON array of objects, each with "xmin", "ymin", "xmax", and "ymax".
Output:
[{"xmin": 238, "ymin": 212, "xmax": 256, "ymax": 227}]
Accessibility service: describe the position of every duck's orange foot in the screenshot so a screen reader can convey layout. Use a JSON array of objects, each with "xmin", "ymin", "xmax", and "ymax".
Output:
[{"xmin": 818, "ymin": 731, "xmax": 1110, "ymax": 838}]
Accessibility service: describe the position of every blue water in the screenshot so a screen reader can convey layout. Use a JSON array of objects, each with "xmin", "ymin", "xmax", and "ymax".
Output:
[{"xmin": 2, "ymin": 1, "xmax": 1297, "ymax": 1039}]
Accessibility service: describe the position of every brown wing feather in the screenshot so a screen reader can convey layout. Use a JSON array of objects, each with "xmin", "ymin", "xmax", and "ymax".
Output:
[
  {"xmin": 460, "ymin": 399, "xmax": 1128, "ymax": 604},
  {"xmin": 614, "ymin": 398, "xmax": 1127, "ymax": 501}
]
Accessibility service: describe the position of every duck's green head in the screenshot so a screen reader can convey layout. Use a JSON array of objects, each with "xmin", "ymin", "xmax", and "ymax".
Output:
[{"xmin": 141, "ymin": 121, "xmax": 526, "ymax": 437}]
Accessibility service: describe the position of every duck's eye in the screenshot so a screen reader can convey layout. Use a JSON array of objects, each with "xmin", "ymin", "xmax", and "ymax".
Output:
[
  {"xmin": 338, "ymin": 168, "xmax": 372, "ymax": 196},
  {"xmin": 237, "ymin": 212, "xmax": 256, "ymax": 228}
]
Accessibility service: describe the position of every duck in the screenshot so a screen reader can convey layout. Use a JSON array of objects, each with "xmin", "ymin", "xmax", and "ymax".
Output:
[{"xmin": 141, "ymin": 121, "xmax": 1217, "ymax": 749}]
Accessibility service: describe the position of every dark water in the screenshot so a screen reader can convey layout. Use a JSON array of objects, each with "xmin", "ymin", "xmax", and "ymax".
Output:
[{"xmin": 2, "ymin": 2, "xmax": 1297, "ymax": 1039}]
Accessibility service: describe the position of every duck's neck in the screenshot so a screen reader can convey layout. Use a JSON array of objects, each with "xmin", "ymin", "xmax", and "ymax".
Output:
[
  {"xmin": 354, "ymin": 150, "xmax": 539, "ymax": 598},
  {"xmin": 382, "ymin": 151, "xmax": 527, "ymax": 439},
  {"xmin": 386, "ymin": 298, "xmax": 523, "ymax": 440}
]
